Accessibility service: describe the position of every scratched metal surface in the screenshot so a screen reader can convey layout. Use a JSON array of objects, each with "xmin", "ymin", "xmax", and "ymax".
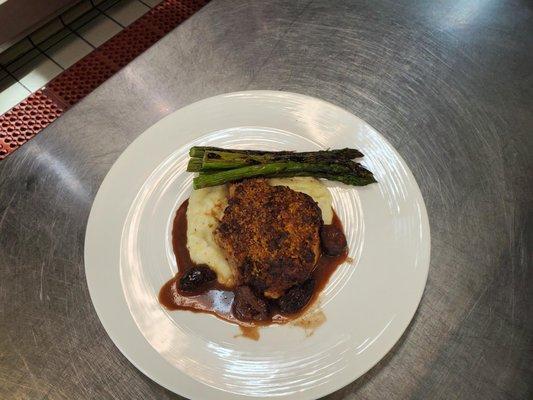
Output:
[{"xmin": 0, "ymin": 0, "xmax": 531, "ymax": 399}]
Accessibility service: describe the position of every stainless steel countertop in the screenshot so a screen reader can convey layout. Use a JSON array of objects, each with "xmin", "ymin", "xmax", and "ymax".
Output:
[{"xmin": 0, "ymin": 1, "xmax": 531, "ymax": 399}]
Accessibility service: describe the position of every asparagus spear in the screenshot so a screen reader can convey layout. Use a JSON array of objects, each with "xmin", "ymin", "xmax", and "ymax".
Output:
[
  {"xmin": 192, "ymin": 161, "xmax": 375, "ymax": 189},
  {"xmin": 190, "ymin": 146, "xmax": 364, "ymax": 160},
  {"xmin": 186, "ymin": 157, "xmax": 203, "ymax": 172},
  {"xmin": 201, "ymin": 151, "xmax": 253, "ymax": 170},
  {"xmin": 189, "ymin": 146, "xmax": 225, "ymax": 158},
  {"xmin": 196, "ymin": 148, "xmax": 365, "ymax": 171}
]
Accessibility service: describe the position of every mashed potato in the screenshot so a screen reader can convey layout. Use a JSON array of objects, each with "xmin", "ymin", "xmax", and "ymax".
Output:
[
  {"xmin": 186, "ymin": 185, "xmax": 233, "ymax": 286},
  {"xmin": 186, "ymin": 177, "xmax": 333, "ymax": 286}
]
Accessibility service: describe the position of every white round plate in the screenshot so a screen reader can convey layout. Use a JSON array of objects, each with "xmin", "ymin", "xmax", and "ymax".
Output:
[{"xmin": 85, "ymin": 91, "xmax": 430, "ymax": 400}]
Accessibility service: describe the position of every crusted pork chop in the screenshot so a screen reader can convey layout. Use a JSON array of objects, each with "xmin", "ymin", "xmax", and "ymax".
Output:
[{"xmin": 215, "ymin": 179, "xmax": 323, "ymax": 298}]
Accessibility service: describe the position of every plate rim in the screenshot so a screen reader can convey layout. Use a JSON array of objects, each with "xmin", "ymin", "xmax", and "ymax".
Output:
[{"xmin": 84, "ymin": 90, "xmax": 430, "ymax": 400}]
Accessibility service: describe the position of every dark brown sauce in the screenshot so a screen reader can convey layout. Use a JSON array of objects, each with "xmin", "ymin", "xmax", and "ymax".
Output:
[{"xmin": 159, "ymin": 199, "xmax": 348, "ymax": 332}]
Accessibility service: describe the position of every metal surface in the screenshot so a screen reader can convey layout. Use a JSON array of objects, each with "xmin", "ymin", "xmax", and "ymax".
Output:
[{"xmin": 0, "ymin": 0, "xmax": 531, "ymax": 399}]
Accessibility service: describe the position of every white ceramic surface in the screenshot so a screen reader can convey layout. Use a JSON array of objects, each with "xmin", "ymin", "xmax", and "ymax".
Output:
[{"xmin": 85, "ymin": 91, "xmax": 430, "ymax": 400}]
